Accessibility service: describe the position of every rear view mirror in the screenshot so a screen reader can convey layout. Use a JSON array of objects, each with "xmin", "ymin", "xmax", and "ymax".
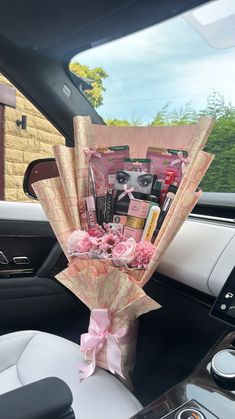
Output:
[{"xmin": 23, "ymin": 158, "xmax": 59, "ymax": 199}]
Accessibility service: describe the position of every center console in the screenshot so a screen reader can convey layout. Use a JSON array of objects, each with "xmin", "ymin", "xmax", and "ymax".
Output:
[{"xmin": 131, "ymin": 267, "xmax": 235, "ymax": 419}]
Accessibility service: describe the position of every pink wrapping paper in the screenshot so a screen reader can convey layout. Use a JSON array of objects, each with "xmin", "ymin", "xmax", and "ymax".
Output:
[
  {"xmin": 33, "ymin": 115, "xmax": 214, "ymax": 286},
  {"xmin": 56, "ymin": 262, "xmax": 160, "ymax": 383},
  {"xmin": 32, "ymin": 114, "xmax": 214, "ymax": 383}
]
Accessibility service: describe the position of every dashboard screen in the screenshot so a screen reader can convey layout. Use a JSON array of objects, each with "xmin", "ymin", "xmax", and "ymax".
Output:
[{"xmin": 210, "ymin": 267, "xmax": 235, "ymax": 327}]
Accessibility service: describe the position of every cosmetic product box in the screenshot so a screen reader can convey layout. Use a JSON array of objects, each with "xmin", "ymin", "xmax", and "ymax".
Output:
[
  {"xmin": 146, "ymin": 146, "xmax": 188, "ymax": 184},
  {"xmin": 126, "ymin": 215, "xmax": 145, "ymax": 230},
  {"xmin": 113, "ymin": 171, "xmax": 154, "ymax": 215},
  {"xmin": 128, "ymin": 199, "xmax": 150, "ymax": 219},
  {"xmin": 124, "ymin": 158, "xmax": 151, "ymax": 172},
  {"xmin": 90, "ymin": 145, "xmax": 129, "ymax": 195},
  {"xmin": 123, "ymin": 226, "xmax": 143, "ymax": 241},
  {"xmin": 108, "ymin": 223, "xmax": 124, "ymax": 233},
  {"xmin": 113, "ymin": 214, "xmax": 127, "ymax": 224}
]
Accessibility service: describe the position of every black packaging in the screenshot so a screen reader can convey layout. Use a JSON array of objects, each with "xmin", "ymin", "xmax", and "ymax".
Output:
[
  {"xmin": 113, "ymin": 191, "xmax": 147, "ymax": 215},
  {"xmin": 104, "ymin": 189, "xmax": 113, "ymax": 223},
  {"xmin": 113, "ymin": 170, "xmax": 154, "ymax": 215},
  {"xmin": 150, "ymin": 175, "xmax": 162, "ymax": 204},
  {"xmin": 96, "ymin": 196, "xmax": 106, "ymax": 225}
]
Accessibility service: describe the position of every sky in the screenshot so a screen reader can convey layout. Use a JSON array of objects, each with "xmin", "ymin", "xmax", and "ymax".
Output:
[{"xmin": 73, "ymin": 1, "xmax": 235, "ymax": 124}]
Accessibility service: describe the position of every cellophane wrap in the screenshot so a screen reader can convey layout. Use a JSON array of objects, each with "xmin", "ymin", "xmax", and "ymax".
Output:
[{"xmin": 56, "ymin": 260, "xmax": 160, "ymax": 384}]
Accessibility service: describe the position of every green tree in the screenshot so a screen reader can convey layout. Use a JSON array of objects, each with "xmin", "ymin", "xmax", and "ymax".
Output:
[
  {"xmin": 69, "ymin": 62, "xmax": 108, "ymax": 108},
  {"xmin": 201, "ymin": 110, "xmax": 235, "ymax": 192},
  {"xmin": 150, "ymin": 92, "xmax": 235, "ymax": 192},
  {"xmin": 204, "ymin": 90, "xmax": 227, "ymax": 120},
  {"xmin": 150, "ymin": 102, "xmax": 171, "ymax": 126},
  {"xmin": 151, "ymin": 102, "xmax": 197, "ymax": 126},
  {"xmin": 106, "ymin": 119, "xmax": 132, "ymax": 126},
  {"xmin": 106, "ymin": 116, "xmax": 142, "ymax": 126},
  {"xmin": 148, "ymin": 91, "xmax": 235, "ymax": 192}
]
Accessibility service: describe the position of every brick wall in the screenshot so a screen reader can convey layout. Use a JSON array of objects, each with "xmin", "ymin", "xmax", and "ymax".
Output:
[{"xmin": 1, "ymin": 74, "xmax": 64, "ymax": 202}]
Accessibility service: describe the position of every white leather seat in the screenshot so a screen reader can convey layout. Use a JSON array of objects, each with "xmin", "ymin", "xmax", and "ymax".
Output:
[{"xmin": 0, "ymin": 330, "xmax": 142, "ymax": 419}]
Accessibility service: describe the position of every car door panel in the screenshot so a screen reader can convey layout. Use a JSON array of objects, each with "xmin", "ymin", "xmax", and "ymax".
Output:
[
  {"xmin": 0, "ymin": 201, "xmax": 87, "ymax": 336},
  {"xmin": 157, "ymin": 218, "xmax": 235, "ymax": 296},
  {"xmin": 0, "ymin": 231, "xmax": 55, "ymax": 277}
]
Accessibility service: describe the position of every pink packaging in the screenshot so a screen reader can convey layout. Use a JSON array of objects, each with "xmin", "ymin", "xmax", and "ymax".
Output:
[
  {"xmin": 85, "ymin": 196, "xmax": 97, "ymax": 227},
  {"xmin": 113, "ymin": 214, "xmax": 127, "ymax": 225},
  {"xmin": 108, "ymin": 223, "xmax": 124, "ymax": 233},
  {"xmin": 124, "ymin": 158, "xmax": 151, "ymax": 172},
  {"xmin": 90, "ymin": 145, "xmax": 129, "ymax": 196},
  {"xmin": 123, "ymin": 226, "xmax": 143, "ymax": 241},
  {"xmin": 128, "ymin": 199, "xmax": 149, "ymax": 219},
  {"xmin": 78, "ymin": 198, "xmax": 88, "ymax": 230},
  {"xmin": 146, "ymin": 147, "xmax": 188, "ymax": 185}
]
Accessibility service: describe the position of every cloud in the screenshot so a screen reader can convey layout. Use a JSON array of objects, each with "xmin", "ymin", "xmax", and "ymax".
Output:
[{"xmin": 74, "ymin": 14, "xmax": 235, "ymax": 123}]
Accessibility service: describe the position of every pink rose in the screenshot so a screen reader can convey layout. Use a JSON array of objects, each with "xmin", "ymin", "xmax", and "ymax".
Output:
[
  {"xmin": 112, "ymin": 238, "xmax": 136, "ymax": 265},
  {"xmin": 67, "ymin": 230, "xmax": 92, "ymax": 254},
  {"xmin": 131, "ymin": 241, "xmax": 155, "ymax": 269}
]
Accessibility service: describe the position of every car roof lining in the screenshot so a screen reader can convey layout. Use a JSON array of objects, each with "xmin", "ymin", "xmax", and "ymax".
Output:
[
  {"xmin": 0, "ymin": 0, "xmax": 140, "ymax": 49},
  {"xmin": 0, "ymin": 0, "xmax": 211, "ymax": 144}
]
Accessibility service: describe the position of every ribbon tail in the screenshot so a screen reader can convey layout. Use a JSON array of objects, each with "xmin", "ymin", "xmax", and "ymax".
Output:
[
  {"xmin": 118, "ymin": 190, "xmax": 126, "ymax": 201},
  {"xmin": 107, "ymin": 334, "xmax": 124, "ymax": 378},
  {"xmin": 170, "ymin": 159, "xmax": 180, "ymax": 167},
  {"xmin": 118, "ymin": 190, "xmax": 134, "ymax": 201},
  {"xmin": 80, "ymin": 347, "xmax": 97, "ymax": 379}
]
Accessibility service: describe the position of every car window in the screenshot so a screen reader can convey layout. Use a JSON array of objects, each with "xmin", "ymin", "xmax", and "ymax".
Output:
[
  {"xmin": 0, "ymin": 74, "xmax": 65, "ymax": 202},
  {"xmin": 70, "ymin": 0, "xmax": 235, "ymax": 193}
]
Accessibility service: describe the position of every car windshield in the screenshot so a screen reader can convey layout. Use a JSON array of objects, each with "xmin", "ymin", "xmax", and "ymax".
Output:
[{"xmin": 70, "ymin": 0, "xmax": 235, "ymax": 193}]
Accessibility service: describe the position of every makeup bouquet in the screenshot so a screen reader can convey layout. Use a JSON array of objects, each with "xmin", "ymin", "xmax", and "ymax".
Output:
[{"xmin": 33, "ymin": 115, "xmax": 214, "ymax": 384}]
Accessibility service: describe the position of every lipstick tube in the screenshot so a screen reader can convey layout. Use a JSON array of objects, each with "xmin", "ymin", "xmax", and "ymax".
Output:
[{"xmin": 160, "ymin": 170, "xmax": 176, "ymax": 205}]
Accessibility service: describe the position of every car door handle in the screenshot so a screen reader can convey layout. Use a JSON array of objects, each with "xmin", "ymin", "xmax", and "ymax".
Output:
[
  {"xmin": 13, "ymin": 256, "xmax": 30, "ymax": 265},
  {"xmin": 0, "ymin": 251, "xmax": 9, "ymax": 264}
]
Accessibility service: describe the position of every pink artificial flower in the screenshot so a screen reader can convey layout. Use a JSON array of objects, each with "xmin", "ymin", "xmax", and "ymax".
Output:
[
  {"xmin": 87, "ymin": 224, "xmax": 105, "ymax": 238},
  {"xmin": 100, "ymin": 233, "xmax": 120, "ymax": 253},
  {"xmin": 112, "ymin": 238, "xmax": 136, "ymax": 265},
  {"xmin": 131, "ymin": 241, "xmax": 155, "ymax": 269},
  {"xmin": 67, "ymin": 230, "xmax": 92, "ymax": 254}
]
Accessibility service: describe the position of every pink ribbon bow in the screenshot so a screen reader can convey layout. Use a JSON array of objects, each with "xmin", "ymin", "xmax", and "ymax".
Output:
[
  {"xmin": 118, "ymin": 185, "xmax": 134, "ymax": 201},
  {"xmin": 80, "ymin": 309, "xmax": 126, "ymax": 379},
  {"xmin": 170, "ymin": 151, "xmax": 190, "ymax": 174},
  {"xmin": 83, "ymin": 146, "xmax": 101, "ymax": 162}
]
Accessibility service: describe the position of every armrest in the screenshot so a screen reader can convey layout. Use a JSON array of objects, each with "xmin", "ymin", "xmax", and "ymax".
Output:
[{"xmin": 0, "ymin": 377, "xmax": 75, "ymax": 419}]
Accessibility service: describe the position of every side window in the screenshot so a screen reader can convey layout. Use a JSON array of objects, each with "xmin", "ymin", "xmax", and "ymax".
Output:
[
  {"xmin": 0, "ymin": 74, "xmax": 64, "ymax": 202},
  {"xmin": 72, "ymin": 7, "xmax": 235, "ymax": 195}
]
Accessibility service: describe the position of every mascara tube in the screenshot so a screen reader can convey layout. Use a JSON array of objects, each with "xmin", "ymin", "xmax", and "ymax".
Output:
[
  {"xmin": 155, "ymin": 184, "xmax": 178, "ymax": 236},
  {"xmin": 104, "ymin": 189, "xmax": 114, "ymax": 223}
]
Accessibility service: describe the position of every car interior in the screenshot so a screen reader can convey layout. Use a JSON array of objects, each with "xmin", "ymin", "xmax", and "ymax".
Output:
[{"xmin": 0, "ymin": 1, "xmax": 235, "ymax": 418}]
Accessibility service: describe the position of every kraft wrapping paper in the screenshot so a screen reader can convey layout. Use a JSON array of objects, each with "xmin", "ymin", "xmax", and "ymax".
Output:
[
  {"xmin": 33, "ymin": 115, "xmax": 214, "ymax": 286},
  {"xmin": 53, "ymin": 144, "xmax": 80, "ymax": 231},
  {"xmin": 32, "ymin": 115, "xmax": 214, "ymax": 383},
  {"xmin": 74, "ymin": 115, "xmax": 95, "ymax": 199},
  {"xmin": 56, "ymin": 262, "xmax": 160, "ymax": 382},
  {"xmin": 139, "ymin": 151, "xmax": 215, "ymax": 286}
]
